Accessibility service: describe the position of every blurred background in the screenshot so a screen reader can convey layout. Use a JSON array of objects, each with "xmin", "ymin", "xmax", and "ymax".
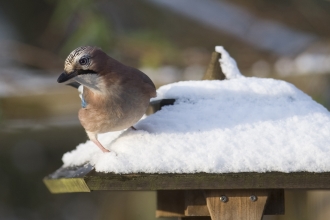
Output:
[{"xmin": 1, "ymin": 0, "xmax": 330, "ymax": 219}]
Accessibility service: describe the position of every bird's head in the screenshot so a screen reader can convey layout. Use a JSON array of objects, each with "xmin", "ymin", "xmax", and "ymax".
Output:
[{"xmin": 57, "ymin": 46, "xmax": 108, "ymax": 88}]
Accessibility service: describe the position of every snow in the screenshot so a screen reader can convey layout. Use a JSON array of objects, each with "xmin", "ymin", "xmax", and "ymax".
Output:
[
  {"xmin": 62, "ymin": 47, "xmax": 330, "ymax": 174},
  {"xmin": 215, "ymin": 46, "xmax": 243, "ymax": 79}
]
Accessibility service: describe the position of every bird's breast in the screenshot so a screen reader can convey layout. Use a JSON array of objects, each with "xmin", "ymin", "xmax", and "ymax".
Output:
[{"xmin": 78, "ymin": 85, "xmax": 151, "ymax": 134}]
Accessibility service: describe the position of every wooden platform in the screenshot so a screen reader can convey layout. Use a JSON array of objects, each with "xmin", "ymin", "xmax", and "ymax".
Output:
[
  {"xmin": 43, "ymin": 165, "xmax": 330, "ymax": 193},
  {"xmin": 43, "ymin": 165, "xmax": 330, "ymax": 219}
]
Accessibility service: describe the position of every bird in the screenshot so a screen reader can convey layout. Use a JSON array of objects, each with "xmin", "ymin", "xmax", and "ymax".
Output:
[{"xmin": 57, "ymin": 46, "xmax": 156, "ymax": 153}]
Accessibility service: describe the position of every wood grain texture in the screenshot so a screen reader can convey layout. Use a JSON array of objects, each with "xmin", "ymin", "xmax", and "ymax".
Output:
[
  {"xmin": 156, "ymin": 190, "xmax": 284, "ymax": 218},
  {"xmin": 43, "ymin": 164, "xmax": 93, "ymax": 193},
  {"xmin": 84, "ymin": 170, "xmax": 330, "ymax": 191},
  {"xmin": 43, "ymin": 178, "xmax": 90, "ymax": 193},
  {"xmin": 185, "ymin": 190, "xmax": 209, "ymax": 216},
  {"xmin": 205, "ymin": 190, "xmax": 268, "ymax": 220},
  {"xmin": 202, "ymin": 52, "xmax": 226, "ymax": 80},
  {"xmin": 156, "ymin": 190, "xmax": 185, "ymax": 217},
  {"xmin": 44, "ymin": 165, "xmax": 330, "ymax": 193},
  {"xmin": 264, "ymin": 189, "xmax": 285, "ymax": 215}
]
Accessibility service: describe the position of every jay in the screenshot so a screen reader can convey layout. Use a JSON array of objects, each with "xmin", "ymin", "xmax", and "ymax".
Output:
[{"xmin": 57, "ymin": 46, "xmax": 156, "ymax": 153}]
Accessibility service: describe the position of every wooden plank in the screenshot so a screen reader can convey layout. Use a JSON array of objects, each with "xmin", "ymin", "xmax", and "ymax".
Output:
[
  {"xmin": 84, "ymin": 170, "xmax": 330, "ymax": 191},
  {"xmin": 44, "ymin": 165, "xmax": 330, "ymax": 193},
  {"xmin": 156, "ymin": 190, "xmax": 185, "ymax": 217},
  {"xmin": 264, "ymin": 189, "xmax": 285, "ymax": 215},
  {"xmin": 185, "ymin": 190, "xmax": 209, "ymax": 216},
  {"xmin": 43, "ymin": 164, "xmax": 93, "ymax": 193},
  {"xmin": 205, "ymin": 190, "xmax": 268, "ymax": 220},
  {"xmin": 43, "ymin": 178, "xmax": 90, "ymax": 193}
]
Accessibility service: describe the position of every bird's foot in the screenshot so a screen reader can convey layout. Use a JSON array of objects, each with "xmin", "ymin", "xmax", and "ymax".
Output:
[
  {"xmin": 131, "ymin": 126, "xmax": 137, "ymax": 130},
  {"xmin": 101, "ymin": 148, "xmax": 110, "ymax": 153}
]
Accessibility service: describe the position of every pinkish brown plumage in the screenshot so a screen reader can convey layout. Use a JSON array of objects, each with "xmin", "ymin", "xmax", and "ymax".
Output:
[{"xmin": 57, "ymin": 46, "xmax": 156, "ymax": 152}]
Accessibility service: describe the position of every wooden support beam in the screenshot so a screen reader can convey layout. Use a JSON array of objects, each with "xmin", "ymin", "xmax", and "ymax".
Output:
[
  {"xmin": 156, "ymin": 190, "xmax": 185, "ymax": 218},
  {"xmin": 204, "ymin": 190, "xmax": 268, "ymax": 220},
  {"xmin": 184, "ymin": 190, "xmax": 284, "ymax": 216},
  {"xmin": 185, "ymin": 190, "xmax": 209, "ymax": 216},
  {"xmin": 156, "ymin": 189, "xmax": 284, "ymax": 219}
]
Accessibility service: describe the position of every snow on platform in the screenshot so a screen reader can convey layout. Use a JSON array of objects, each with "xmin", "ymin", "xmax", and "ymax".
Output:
[{"xmin": 62, "ymin": 47, "xmax": 330, "ymax": 174}]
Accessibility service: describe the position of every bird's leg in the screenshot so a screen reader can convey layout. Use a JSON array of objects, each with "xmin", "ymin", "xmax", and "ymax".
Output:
[
  {"xmin": 131, "ymin": 126, "xmax": 137, "ymax": 130},
  {"xmin": 92, "ymin": 139, "xmax": 110, "ymax": 153},
  {"xmin": 86, "ymin": 131, "xmax": 110, "ymax": 153}
]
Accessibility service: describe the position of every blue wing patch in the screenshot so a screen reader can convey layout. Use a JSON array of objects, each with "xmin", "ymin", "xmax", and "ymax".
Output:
[
  {"xmin": 81, "ymin": 96, "xmax": 87, "ymax": 108},
  {"xmin": 78, "ymin": 85, "xmax": 87, "ymax": 108}
]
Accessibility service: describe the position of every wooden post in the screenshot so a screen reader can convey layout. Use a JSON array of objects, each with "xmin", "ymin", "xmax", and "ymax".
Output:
[
  {"xmin": 156, "ymin": 189, "xmax": 284, "ymax": 219},
  {"xmin": 202, "ymin": 51, "xmax": 225, "ymax": 80},
  {"xmin": 204, "ymin": 190, "xmax": 268, "ymax": 220}
]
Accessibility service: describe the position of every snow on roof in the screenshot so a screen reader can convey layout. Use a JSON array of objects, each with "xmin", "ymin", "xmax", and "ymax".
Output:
[{"xmin": 62, "ymin": 47, "xmax": 330, "ymax": 174}]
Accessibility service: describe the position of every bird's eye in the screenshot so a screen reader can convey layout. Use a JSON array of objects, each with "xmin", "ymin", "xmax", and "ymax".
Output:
[{"xmin": 79, "ymin": 57, "xmax": 89, "ymax": 65}]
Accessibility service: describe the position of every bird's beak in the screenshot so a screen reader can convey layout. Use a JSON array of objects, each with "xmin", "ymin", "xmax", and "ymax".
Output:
[{"xmin": 57, "ymin": 71, "xmax": 77, "ymax": 83}]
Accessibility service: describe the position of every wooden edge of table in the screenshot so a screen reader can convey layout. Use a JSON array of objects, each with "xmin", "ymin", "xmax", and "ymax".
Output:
[{"xmin": 43, "ymin": 164, "xmax": 330, "ymax": 193}]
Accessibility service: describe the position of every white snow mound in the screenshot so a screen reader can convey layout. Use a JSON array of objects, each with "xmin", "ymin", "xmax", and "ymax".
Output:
[{"xmin": 62, "ymin": 78, "xmax": 330, "ymax": 174}]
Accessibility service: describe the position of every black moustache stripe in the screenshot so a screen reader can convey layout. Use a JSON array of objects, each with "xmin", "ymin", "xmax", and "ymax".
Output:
[{"xmin": 78, "ymin": 69, "xmax": 97, "ymax": 75}]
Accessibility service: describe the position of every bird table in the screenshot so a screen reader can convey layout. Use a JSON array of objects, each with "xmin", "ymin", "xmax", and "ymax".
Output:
[
  {"xmin": 44, "ymin": 165, "xmax": 330, "ymax": 220},
  {"xmin": 44, "ymin": 52, "xmax": 330, "ymax": 220}
]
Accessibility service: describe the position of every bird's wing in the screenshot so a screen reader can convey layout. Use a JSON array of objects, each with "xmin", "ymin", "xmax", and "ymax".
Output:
[
  {"xmin": 141, "ymin": 73, "xmax": 157, "ymax": 98},
  {"xmin": 141, "ymin": 73, "xmax": 156, "ymax": 89}
]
